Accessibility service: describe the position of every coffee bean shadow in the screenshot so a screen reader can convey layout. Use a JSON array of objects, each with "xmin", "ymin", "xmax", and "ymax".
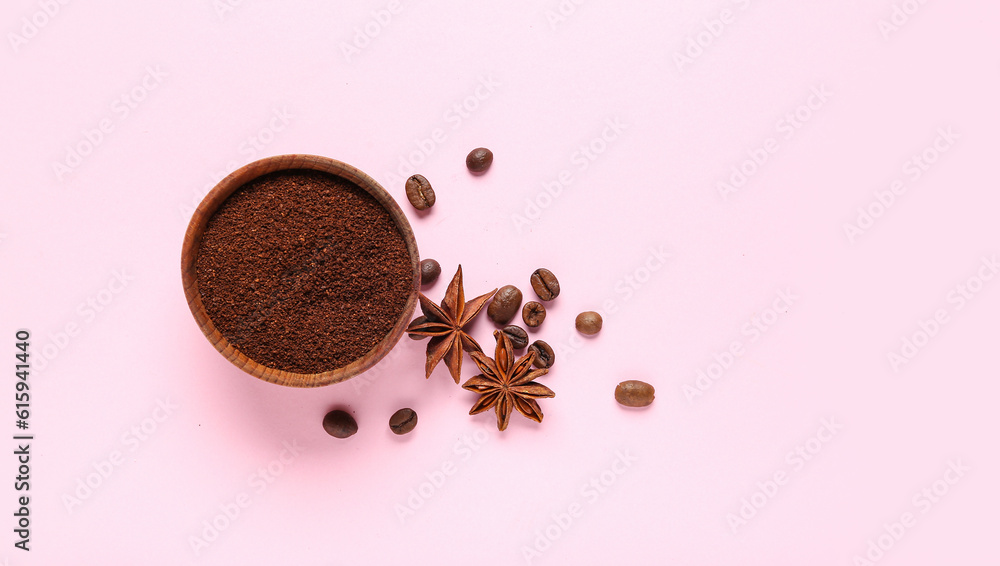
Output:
[
  {"xmin": 615, "ymin": 404, "xmax": 654, "ymax": 412},
  {"xmin": 387, "ymin": 426, "xmax": 418, "ymax": 443}
]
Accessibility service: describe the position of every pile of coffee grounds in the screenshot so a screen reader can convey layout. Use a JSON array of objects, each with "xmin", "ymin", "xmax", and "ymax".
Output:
[{"xmin": 195, "ymin": 169, "xmax": 412, "ymax": 374}]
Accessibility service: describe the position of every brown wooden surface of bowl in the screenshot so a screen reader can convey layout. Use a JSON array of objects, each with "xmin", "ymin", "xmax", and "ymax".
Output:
[{"xmin": 180, "ymin": 154, "xmax": 419, "ymax": 388}]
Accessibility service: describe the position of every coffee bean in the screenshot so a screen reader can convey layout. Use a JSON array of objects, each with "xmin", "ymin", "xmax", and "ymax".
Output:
[
  {"xmin": 487, "ymin": 285, "xmax": 523, "ymax": 324},
  {"xmin": 322, "ymin": 410, "xmax": 358, "ymax": 438},
  {"xmin": 522, "ymin": 301, "xmax": 546, "ymax": 327},
  {"xmin": 529, "ymin": 268, "xmax": 560, "ymax": 301},
  {"xmin": 466, "ymin": 147, "xmax": 493, "ymax": 174},
  {"xmin": 408, "ymin": 316, "xmax": 430, "ymax": 340},
  {"xmin": 389, "ymin": 408, "xmax": 418, "ymax": 435},
  {"xmin": 501, "ymin": 325, "xmax": 529, "ymax": 349},
  {"xmin": 405, "ymin": 174, "xmax": 435, "ymax": 210},
  {"xmin": 528, "ymin": 340, "xmax": 555, "ymax": 369},
  {"xmin": 575, "ymin": 311, "xmax": 603, "ymax": 335},
  {"xmin": 420, "ymin": 259, "xmax": 441, "ymax": 285},
  {"xmin": 614, "ymin": 380, "xmax": 655, "ymax": 407}
]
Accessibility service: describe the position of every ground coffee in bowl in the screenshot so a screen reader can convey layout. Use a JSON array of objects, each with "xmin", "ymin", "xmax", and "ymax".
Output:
[{"xmin": 182, "ymin": 155, "xmax": 419, "ymax": 387}]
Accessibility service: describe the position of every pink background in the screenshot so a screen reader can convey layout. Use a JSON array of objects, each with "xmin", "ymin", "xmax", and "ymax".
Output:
[{"xmin": 2, "ymin": 1, "xmax": 999, "ymax": 564}]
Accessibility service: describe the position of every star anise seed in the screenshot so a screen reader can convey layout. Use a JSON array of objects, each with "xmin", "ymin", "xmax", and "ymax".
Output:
[
  {"xmin": 462, "ymin": 329, "xmax": 555, "ymax": 431},
  {"xmin": 405, "ymin": 265, "xmax": 497, "ymax": 383}
]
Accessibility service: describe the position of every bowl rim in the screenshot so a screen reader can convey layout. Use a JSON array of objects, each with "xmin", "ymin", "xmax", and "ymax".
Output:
[{"xmin": 180, "ymin": 154, "xmax": 420, "ymax": 388}]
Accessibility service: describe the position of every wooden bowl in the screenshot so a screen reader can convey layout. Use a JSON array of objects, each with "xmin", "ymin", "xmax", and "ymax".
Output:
[{"xmin": 181, "ymin": 154, "xmax": 419, "ymax": 388}]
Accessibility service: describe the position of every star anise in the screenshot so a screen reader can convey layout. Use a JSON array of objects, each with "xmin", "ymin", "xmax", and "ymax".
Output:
[
  {"xmin": 462, "ymin": 329, "xmax": 555, "ymax": 431},
  {"xmin": 406, "ymin": 265, "xmax": 497, "ymax": 383}
]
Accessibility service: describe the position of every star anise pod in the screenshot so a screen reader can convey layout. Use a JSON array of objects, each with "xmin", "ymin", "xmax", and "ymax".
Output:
[
  {"xmin": 406, "ymin": 265, "xmax": 497, "ymax": 383},
  {"xmin": 462, "ymin": 329, "xmax": 555, "ymax": 431}
]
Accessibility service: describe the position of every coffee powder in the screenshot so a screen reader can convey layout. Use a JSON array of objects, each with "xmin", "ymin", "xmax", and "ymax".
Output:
[{"xmin": 195, "ymin": 169, "xmax": 412, "ymax": 374}]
